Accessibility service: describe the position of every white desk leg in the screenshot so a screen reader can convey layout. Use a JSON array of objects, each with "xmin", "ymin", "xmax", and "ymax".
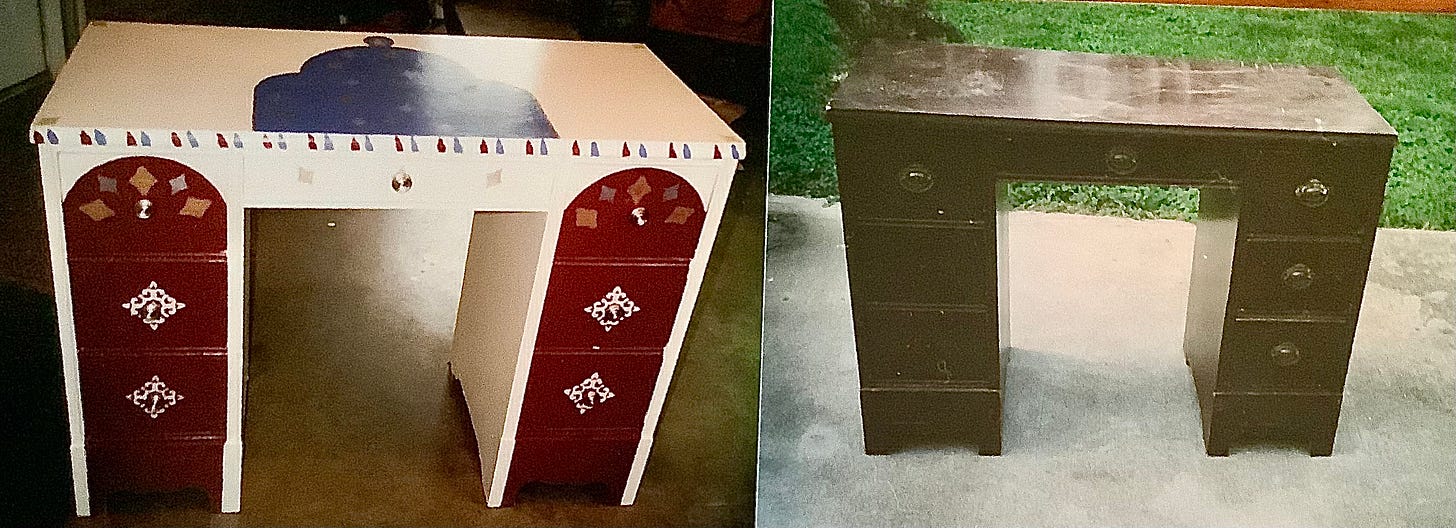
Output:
[
  {"xmin": 221, "ymin": 196, "xmax": 245, "ymax": 513},
  {"xmin": 39, "ymin": 148, "xmax": 91, "ymax": 516}
]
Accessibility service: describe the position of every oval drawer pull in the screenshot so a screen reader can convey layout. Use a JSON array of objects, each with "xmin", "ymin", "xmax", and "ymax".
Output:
[
  {"xmin": 1270, "ymin": 342, "xmax": 1302, "ymax": 367},
  {"xmin": 632, "ymin": 207, "xmax": 647, "ymax": 226},
  {"xmin": 391, "ymin": 171, "xmax": 413, "ymax": 193},
  {"xmin": 899, "ymin": 168, "xmax": 934, "ymax": 193},
  {"xmin": 135, "ymin": 199, "xmax": 153, "ymax": 219},
  {"xmin": 1294, "ymin": 178, "xmax": 1329, "ymax": 208},
  {"xmin": 1105, "ymin": 148, "xmax": 1137, "ymax": 175},
  {"xmin": 1282, "ymin": 263, "xmax": 1315, "ymax": 290}
]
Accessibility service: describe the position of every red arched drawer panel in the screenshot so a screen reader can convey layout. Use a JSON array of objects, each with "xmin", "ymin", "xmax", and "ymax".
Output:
[
  {"xmin": 534, "ymin": 262, "xmax": 689, "ymax": 350},
  {"xmin": 63, "ymin": 156, "xmax": 226, "ymax": 256},
  {"xmin": 516, "ymin": 352, "xmax": 664, "ymax": 432},
  {"xmin": 78, "ymin": 352, "xmax": 227, "ymax": 441},
  {"xmin": 69, "ymin": 258, "xmax": 228, "ymax": 350},
  {"xmin": 553, "ymin": 167, "xmax": 706, "ymax": 260}
]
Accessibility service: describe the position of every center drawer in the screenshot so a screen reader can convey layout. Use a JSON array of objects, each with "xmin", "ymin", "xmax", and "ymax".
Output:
[{"xmin": 240, "ymin": 153, "xmax": 536, "ymax": 209}]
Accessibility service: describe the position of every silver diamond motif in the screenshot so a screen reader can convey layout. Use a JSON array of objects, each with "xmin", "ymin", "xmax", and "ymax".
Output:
[
  {"xmin": 128, "ymin": 375, "xmax": 184, "ymax": 418},
  {"xmin": 563, "ymin": 372, "xmax": 615, "ymax": 414},
  {"xmin": 584, "ymin": 286, "xmax": 639, "ymax": 331},
  {"xmin": 122, "ymin": 281, "xmax": 186, "ymax": 330}
]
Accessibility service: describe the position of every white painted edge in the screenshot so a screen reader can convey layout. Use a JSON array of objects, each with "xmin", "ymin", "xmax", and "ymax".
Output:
[
  {"xmin": 39, "ymin": 145, "xmax": 90, "ymax": 516},
  {"xmin": 485, "ymin": 156, "xmax": 571, "ymax": 507},
  {"xmin": 618, "ymin": 159, "xmax": 738, "ymax": 504},
  {"xmin": 222, "ymin": 155, "xmax": 245, "ymax": 513}
]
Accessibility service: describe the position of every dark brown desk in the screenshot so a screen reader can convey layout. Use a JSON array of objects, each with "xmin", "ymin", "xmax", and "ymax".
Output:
[{"xmin": 828, "ymin": 43, "xmax": 1395, "ymax": 457}]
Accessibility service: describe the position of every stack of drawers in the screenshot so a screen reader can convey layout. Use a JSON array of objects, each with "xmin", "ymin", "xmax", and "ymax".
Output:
[
  {"xmin": 1197, "ymin": 137, "xmax": 1394, "ymax": 456},
  {"xmin": 62, "ymin": 155, "xmax": 230, "ymax": 506},
  {"xmin": 831, "ymin": 116, "xmax": 1004, "ymax": 456},
  {"xmin": 503, "ymin": 167, "xmax": 707, "ymax": 502}
]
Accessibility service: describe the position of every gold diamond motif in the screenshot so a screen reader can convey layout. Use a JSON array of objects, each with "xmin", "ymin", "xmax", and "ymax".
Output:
[
  {"xmin": 575, "ymin": 208, "xmax": 598, "ymax": 228},
  {"xmin": 129, "ymin": 166, "xmax": 158, "ymax": 195},
  {"xmin": 626, "ymin": 176, "xmax": 652, "ymax": 205},
  {"xmin": 664, "ymin": 206, "xmax": 695, "ymax": 225},
  {"xmin": 178, "ymin": 197, "xmax": 212, "ymax": 218},
  {"xmin": 78, "ymin": 200, "xmax": 115, "ymax": 221}
]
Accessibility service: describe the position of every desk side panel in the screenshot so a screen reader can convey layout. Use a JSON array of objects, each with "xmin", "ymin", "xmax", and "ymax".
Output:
[
  {"xmin": 450, "ymin": 212, "xmax": 548, "ymax": 501},
  {"xmin": 1184, "ymin": 186, "xmax": 1239, "ymax": 446}
]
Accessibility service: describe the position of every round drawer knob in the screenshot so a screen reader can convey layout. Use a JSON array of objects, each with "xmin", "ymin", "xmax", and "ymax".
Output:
[
  {"xmin": 631, "ymin": 207, "xmax": 647, "ymax": 226},
  {"xmin": 1294, "ymin": 179, "xmax": 1329, "ymax": 208},
  {"xmin": 391, "ymin": 171, "xmax": 413, "ymax": 193},
  {"xmin": 899, "ymin": 169, "xmax": 934, "ymax": 194},
  {"xmin": 1282, "ymin": 263, "xmax": 1315, "ymax": 290},
  {"xmin": 1270, "ymin": 342, "xmax": 1302, "ymax": 367},
  {"xmin": 1106, "ymin": 148, "xmax": 1138, "ymax": 175},
  {"xmin": 135, "ymin": 199, "xmax": 153, "ymax": 219}
]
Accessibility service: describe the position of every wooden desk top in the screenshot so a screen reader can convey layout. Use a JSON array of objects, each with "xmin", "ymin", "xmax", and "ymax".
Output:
[
  {"xmin": 35, "ymin": 22, "xmax": 741, "ymax": 144},
  {"xmin": 830, "ymin": 42, "xmax": 1395, "ymax": 137}
]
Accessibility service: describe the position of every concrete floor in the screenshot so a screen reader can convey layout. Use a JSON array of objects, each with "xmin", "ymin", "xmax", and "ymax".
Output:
[{"xmin": 758, "ymin": 194, "xmax": 1455, "ymax": 527}]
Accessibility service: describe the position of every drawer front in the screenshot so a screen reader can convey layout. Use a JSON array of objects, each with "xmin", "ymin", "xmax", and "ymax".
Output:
[
  {"xmin": 1217, "ymin": 320, "xmax": 1357, "ymax": 392},
  {"xmin": 78, "ymin": 352, "xmax": 228, "ymax": 440},
  {"xmin": 69, "ymin": 258, "xmax": 228, "ymax": 350},
  {"xmin": 241, "ymin": 153, "xmax": 493, "ymax": 209},
  {"xmin": 1230, "ymin": 240, "xmax": 1372, "ymax": 314},
  {"xmin": 1211, "ymin": 392, "xmax": 1343, "ymax": 436},
  {"xmin": 85, "ymin": 438, "xmax": 225, "ymax": 497},
  {"xmin": 994, "ymin": 131, "xmax": 1236, "ymax": 186},
  {"xmin": 844, "ymin": 222, "xmax": 995, "ymax": 305},
  {"xmin": 516, "ymin": 352, "xmax": 663, "ymax": 432},
  {"xmin": 506, "ymin": 433, "xmax": 638, "ymax": 492},
  {"xmin": 553, "ymin": 167, "xmax": 708, "ymax": 260},
  {"xmin": 854, "ymin": 306, "xmax": 999, "ymax": 386},
  {"xmin": 534, "ymin": 262, "xmax": 690, "ymax": 350},
  {"xmin": 1237, "ymin": 147, "xmax": 1389, "ymax": 236},
  {"xmin": 832, "ymin": 116, "xmax": 996, "ymax": 223}
]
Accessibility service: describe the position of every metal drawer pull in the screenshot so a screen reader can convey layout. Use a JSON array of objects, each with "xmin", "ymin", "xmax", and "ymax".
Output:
[
  {"xmin": 1282, "ymin": 263, "xmax": 1315, "ymax": 290},
  {"xmin": 135, "ymin": 199, "xmax": 153, "ymax": 219},
  {"xmin": 899, "ymin": 168, "xmax": 934, "ymax": 193},
  {"xmin": 1105, "ymin": 148, "xmax": 1138, "ymax": 175},
  {"xmin": 391, "ymin": 171, "xmax": 413, "ymax": 193},
  {"xmin": 1294, "ymin": 178, "xmax": 1329, "ymax": 208},
  {"xmin": 632, "ymin": 207, "xmax": 648, "ymax": 226},
  {"xmin": 1271, "ymin": 342, "xmax": 1302, "ymax": 367}
]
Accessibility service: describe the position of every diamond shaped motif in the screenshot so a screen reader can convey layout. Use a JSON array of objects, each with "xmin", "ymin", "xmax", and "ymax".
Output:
[
  {"xmin": 128, "ymin": 375, "xmax": 184, "ymax": 418},
  {"xmin": 122, "ymin": 281, "xmax": 186, "ymax": 330},
  {"xmin": 585, "ymin": 286, "xmax": 639, "ymax": 331},
  {"xmin": 563, "ymin": 372, "xmax": 615, "ymax": 414}
]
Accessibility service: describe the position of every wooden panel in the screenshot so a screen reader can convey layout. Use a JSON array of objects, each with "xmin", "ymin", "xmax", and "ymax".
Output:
[
  {"xmin": 84, "ymin": 438, "xmax": 225, "ymax": 504},
  {"xmin": 855, "ymin": 305, "xmax": 999, "ymax": 387},
  {"xmin": 533, "ymin": 262, "xmax": 690, "ymax": 350},
  {"xmin": 516, "ymin": 352, "xmax": 664, "ymax": 432},
  {"xmin": 1206, "ymin": 392, "xmax": 1344, "ymax": 456},
  {"xmin": 503, "ymin": 433, "xmax": 640, "ymax": 506},
  {"xmin": 831, "ymin": 114, "xmax": 995, "ymax": 223},
  {"xmin": 859, "ymin": 388, "xmax": 1002, "ymax": 455},
  {"xmin": 78, "ymin": 352, "xmax": 228, "ymax": 441},
  {"xmin": 69, "ymin": 258, "xmax": 227, "ymax": 350},
  {"xmin": 843, "ymin": 222, "xmax": 996, "ymax": 305},
  {"xmin": 1217, "ymin": 319, "xmax": 1357, "ymax": 392},
  {"xmin": 1228, "ymin": 239, "xmax": 1373, "ymax": 315}
]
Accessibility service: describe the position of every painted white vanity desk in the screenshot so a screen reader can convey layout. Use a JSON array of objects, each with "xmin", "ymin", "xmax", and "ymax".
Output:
[{"xmin": 32, "ymin": 22, "xmax": 743, "ymax": 515}]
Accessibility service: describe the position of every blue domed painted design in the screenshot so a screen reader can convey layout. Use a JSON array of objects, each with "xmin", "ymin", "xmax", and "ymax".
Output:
[{"xmin": 252, "ymin": 36, "xmax": 556, "ymax": 138}]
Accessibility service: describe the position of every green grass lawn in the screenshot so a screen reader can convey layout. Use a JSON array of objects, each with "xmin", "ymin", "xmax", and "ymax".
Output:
[{"xmin": 769, "ymin": 0, "xmax": 1456, "ymax": 229}]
